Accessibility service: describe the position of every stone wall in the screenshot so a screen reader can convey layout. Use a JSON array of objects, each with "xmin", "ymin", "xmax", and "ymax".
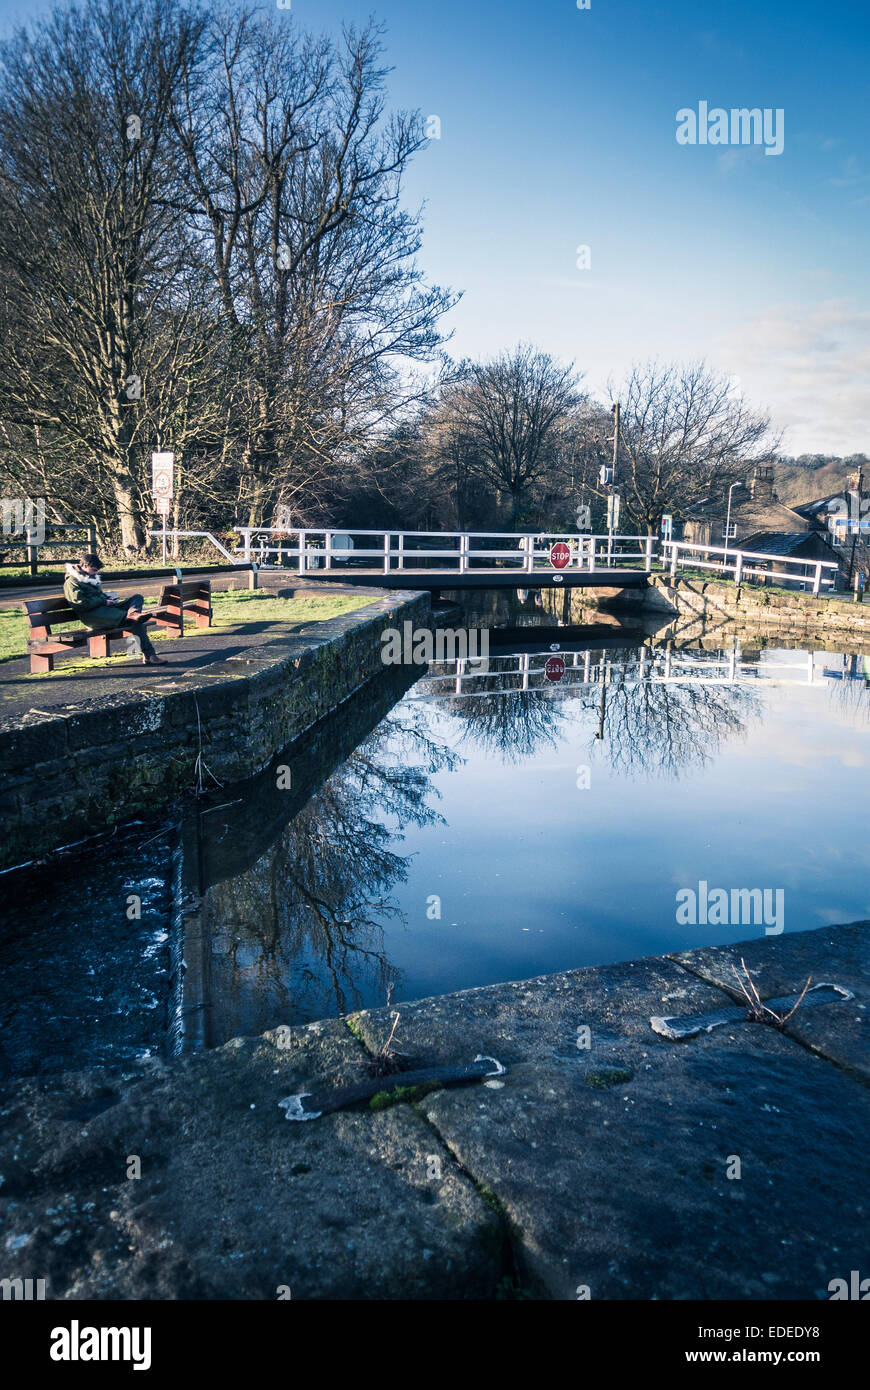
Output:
[
  {"xmin": 544, "ymin": 576, "xmax": 870, "ymax": 650},
  {"xmin": 0, "ymin": 591, "xmax": 430, "ymax": 871},
  {"xmin": 642, "ymin": 576, "xmax": 870, "ymax": 638}
]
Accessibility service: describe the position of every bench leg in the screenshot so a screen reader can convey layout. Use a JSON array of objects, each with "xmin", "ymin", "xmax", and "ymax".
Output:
[
  {"xmin": 195, "ymin": 613, "xmax": 211, "ymax": 628},
  {"xmin": 88, "ymin": 634, "xmax": 109, "ymax": 658},
  {"xmin": 31, "ymin": 652, "xmax": 54, "ymax": 673}
]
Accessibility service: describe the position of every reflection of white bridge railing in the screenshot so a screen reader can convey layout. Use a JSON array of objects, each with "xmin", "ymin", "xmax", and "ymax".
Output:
[
  {"xmin": 233, "ymin": 528, "xmax": 655, "ymax": 573},
  {"xmin": 413, "ymin": 646, "xmax": 830, "ymax": 699},
  {"xmin": 662, "ymin": 540, "xmax": 839, "ymax": 594}
]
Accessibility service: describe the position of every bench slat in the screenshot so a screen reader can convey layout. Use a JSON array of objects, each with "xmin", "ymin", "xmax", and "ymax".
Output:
[{"xmin": 26, "ymin": 603, "xmax": 79, "ymax": 627}]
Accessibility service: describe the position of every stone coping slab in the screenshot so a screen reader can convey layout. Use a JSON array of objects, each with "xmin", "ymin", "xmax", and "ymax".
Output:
[{"xmin": 0, "ymin": 922, "xmax": 866, "ymax": 1300}]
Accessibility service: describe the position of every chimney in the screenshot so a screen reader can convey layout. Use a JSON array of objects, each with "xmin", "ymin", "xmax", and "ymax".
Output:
[
  {"xmin": 749, "ymin": 464, "xmax": 775, "ymax": 502},
  {"xmin": 847, "ymin": 468, "xmax": 864, "ymax": 494}
]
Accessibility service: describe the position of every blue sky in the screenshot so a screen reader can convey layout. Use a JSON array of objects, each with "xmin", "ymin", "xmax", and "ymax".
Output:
[{"xmin": 2, "ymin": 0, "xmax": 868, "ymax": 454}]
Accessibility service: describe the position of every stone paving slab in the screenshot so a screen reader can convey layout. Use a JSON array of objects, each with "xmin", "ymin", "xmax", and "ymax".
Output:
[
  {"xmin": 671, "ymin": 922, "xmax": 870, "ymax": 1079},
  {"xmin": 1, "ymin": 926, "xmax": 866, "ymax": 1301},
  {"xmin": 349, "ymin": 939, "xmax": 869, "ymax": 1300},
  {"xmin": 0, "ymin": 1021, "xmax": 501, "ymax": 1300}
]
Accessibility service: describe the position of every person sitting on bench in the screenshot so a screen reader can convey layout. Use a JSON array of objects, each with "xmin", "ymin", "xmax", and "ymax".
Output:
[{"xmin": 63, "ymin": 554, "xmax": 167, "ymax": 666}]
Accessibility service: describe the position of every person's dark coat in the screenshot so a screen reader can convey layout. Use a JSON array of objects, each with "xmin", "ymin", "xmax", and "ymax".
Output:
[{"xmin": 62, "ymin": 565, "xmax": 128, "ymax": 630}]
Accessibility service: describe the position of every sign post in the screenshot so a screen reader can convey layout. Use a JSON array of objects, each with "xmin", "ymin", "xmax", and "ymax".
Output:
[{"xmin": 151, "ymin": 452, "xmax": 174, "ymax": 566}]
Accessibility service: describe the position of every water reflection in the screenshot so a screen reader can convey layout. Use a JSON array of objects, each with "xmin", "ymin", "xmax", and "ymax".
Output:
[
  {"xmin": 186, "ymin": 631, "xmax": 800, "ymax": 1037},
  {"xmin": 185, "ymin": 697, "xmax": 461, "ymax": 1039},
  {"xmin": 4, "ymin": 623, "xmax": 868, "ymax": 1073},
  {"xmin": 415, "ymin": 642, "xmax": 764, "ymax": 777}
]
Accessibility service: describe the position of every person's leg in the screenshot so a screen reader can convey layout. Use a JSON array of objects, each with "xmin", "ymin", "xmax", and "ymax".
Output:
[
  {"xmin": 120, "ymin": 597, "xmax": 163, "ymax": 660},
  {"xmin": 120, "ymin": 618, "xmax": 144, "ymax": 656},
  {"xmin": 136, "ymin": 623, "xmax": 158, "ymax": 660},
  {"xmin": 119, "ymin": 616, "xmax": 159, "ymax": 660}
]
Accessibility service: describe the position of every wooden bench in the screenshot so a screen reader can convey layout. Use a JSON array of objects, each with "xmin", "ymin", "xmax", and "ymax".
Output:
[
  {"xmin": 151, "ymin": 579, "xmax": 212, "ymax": 637},
  {"xmin": 25, "ymin": 580, "xmax": 212, "ymax": 673},
  {"xmin": 25, "ymin": 598, "xmax": 130, "ymax": 672}
]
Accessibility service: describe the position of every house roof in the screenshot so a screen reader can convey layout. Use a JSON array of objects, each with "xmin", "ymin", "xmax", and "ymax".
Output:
[
  {"xmin": 738, "ymin": 531, "xmax": 836, "ymax": 556},
  {"xmin": 685, "ymin": 498, "xmax": 807, "ymax": 535},
  {"xmin": 791, "ymin": 494, "xmax": 843, "ymax": 520}
]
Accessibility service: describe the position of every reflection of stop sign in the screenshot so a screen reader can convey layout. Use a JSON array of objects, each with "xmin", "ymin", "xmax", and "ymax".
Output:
[
  {"xmin": 550, "ymin": 541, "xmax": 571, "ymax": 569},
  {"xmin": 545, "ymin": 655, "xmax": 565, "ymax": 683}
]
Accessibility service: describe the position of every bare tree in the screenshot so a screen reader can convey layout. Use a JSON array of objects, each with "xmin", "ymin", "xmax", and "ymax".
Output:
[
  {"xmin": 601, "ymin": 361, "xmax": 777, "ymax": 535},
  {"xmin": 171, "ymin": 10, "xmax": 455, "ymax": 526},
  {"xmin": 459, "ymin": 344, "xmax": 584, "ymax": 526},
  {"xmin": 0, "ymin": 0, "xmax": 209, "ymax": 550}
]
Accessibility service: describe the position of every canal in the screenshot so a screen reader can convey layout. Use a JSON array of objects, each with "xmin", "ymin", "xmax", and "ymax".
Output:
[{"xmin": 1, "ymin": 596, "xmax": 868, "ymax": 1080}]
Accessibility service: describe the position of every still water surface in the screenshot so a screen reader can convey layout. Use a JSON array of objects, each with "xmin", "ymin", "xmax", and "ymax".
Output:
[
  {"xmin": 194, "ymin": 637, "xmax": 870, "ymax": 1039},
  {"xmin": 2, "ymin": 620, "xmax": 868, "ymax": 1076}
]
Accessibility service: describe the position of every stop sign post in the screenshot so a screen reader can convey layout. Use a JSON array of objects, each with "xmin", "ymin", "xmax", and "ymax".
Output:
[
  {"xmin": 550, "ymin": 541, "xmax": 571, "ymax": 570},
  {"xmin": 152, "ymin": 452, "xmax": 174, "ymax": 564},
  {"xmin": 545, "ymin": 655, "xmax": 566, "ymax": 683}
]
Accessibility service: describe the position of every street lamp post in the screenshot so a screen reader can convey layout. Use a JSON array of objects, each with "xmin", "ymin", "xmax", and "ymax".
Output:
[{"xmin": 723, "ymin": 481, "xmax": 746, "ymax": 576}]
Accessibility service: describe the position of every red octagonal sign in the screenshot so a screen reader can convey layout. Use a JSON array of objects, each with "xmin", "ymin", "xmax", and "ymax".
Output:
[
  {"xmin": 545, "ymin": 655, "xmax": 566, "ymax": 683},
  {"xmin": 550, "ymin": 541, "xmax": 571, "ymax": 569}
]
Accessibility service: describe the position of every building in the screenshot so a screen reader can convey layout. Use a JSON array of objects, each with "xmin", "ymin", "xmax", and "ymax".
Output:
[
  {"xmin": 736, "ymin": 530, "xmax": 842, "ymax": 587},
  {"xmin": 682, "ymin": 465, "xmax": 809, "ymax": 547},
  {"xmin": 791, "ymin": 469, "xmax": 870, "ymax": 583}
]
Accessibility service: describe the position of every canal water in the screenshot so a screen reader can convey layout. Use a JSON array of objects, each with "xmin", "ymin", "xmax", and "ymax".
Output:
[{"xmin": 1, "ymin": 600, "xmax": 868, "ymax": 1079}]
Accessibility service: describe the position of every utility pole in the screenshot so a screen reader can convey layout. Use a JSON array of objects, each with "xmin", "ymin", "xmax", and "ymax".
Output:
[
  {"xmin": 607, "ymin": 403, "xmax": 620, "ymax": 563},
  {"xmin": 610, "ymin": 402, "xmax": 620, "ymax": 484},
  {"xmin": 848, "ymin": 466, "xmax": 864, "ymax": 585}
]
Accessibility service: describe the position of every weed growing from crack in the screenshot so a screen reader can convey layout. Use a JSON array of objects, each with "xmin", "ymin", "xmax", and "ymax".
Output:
[
  {"xmin": 732, "ymin": 957, "xmax": 812, "ymax": 1027},
  {"xmin": 365, "ymin": 981, "xmax": 409, "ymax": 1078}
]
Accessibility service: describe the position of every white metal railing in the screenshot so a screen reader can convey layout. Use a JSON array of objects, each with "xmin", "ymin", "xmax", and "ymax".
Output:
[
  {"xmin": 149, "ymin": 526, "xmax": 844, "ymax": 595},
  {"xmin": 662, "ymin": 539, "xmax": 839, "ymax": 595},
  {"xmin": 233, "ymin": 528, "xmax": 656, "ymax": 574},
  {"xmin": 144, "ymin": 529, "xmax": 237, "ymax": 562}
]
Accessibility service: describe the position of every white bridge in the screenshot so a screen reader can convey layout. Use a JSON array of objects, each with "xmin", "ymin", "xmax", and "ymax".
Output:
[{"xmin": 222, "ymin": 528, "xmax": 841, "ymax": 595}]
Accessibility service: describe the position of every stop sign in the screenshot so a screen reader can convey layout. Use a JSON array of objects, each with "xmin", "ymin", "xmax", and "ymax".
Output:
[
  {"xmin": 545, "ymin": 655, "xmax": 566, "ymax": 683},
  {"xmin": 550, "ymin": 541, "xmax": 571, "ymax": 569}
]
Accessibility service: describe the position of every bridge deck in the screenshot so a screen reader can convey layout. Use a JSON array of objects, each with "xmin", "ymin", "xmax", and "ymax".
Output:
[{"xmin": 289, "ymin": 567, "xmax": 649, "ymax": 591}]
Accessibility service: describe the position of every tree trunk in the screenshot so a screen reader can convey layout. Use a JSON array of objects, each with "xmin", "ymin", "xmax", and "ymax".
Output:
[{"xmin": 110, "ymin": 472, "xmax": 146, "ymax": 553}]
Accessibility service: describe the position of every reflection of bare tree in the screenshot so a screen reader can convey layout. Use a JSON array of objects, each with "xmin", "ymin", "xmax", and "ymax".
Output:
[
  {"xmin": 419, "ymin": 643, "xmax": 762, "ymax": 779},
  {"xmin": 438, "ymin": 688, "xmax": 566, "ymax": 762},
  {"xmin": 596, "ymin": 650, "xmax": 762, "ymax": 778},
  {"xmin": 201, "ymin": 707, "xmax": 461, "ymax": 1024}
]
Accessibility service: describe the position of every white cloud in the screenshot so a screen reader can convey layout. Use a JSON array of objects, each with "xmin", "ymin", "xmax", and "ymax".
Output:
[{"xmin": 714, "ymin": 299, "xmax": 870, "ymax": 454}]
